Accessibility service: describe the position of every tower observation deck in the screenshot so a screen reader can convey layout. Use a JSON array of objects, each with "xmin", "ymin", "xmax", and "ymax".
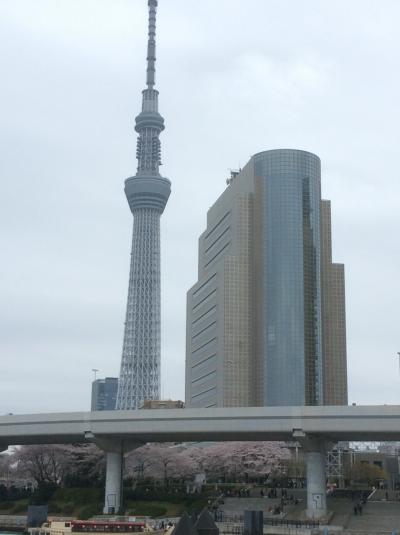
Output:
[{"xmin": 116, "ymin": 0, "xmax": 171, "ymax": 410}]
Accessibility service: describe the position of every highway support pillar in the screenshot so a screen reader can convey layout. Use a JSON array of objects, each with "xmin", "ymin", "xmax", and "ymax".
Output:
[
  {"xmin": 305, "ymin": 438, "xmax": 327, "ymax": 520},
  {"xmin": 96, "ymin": 438, "xmax": 140, "ymax": 515},
  {"xmin": 104, "ymin": 448, "xmax": 123, "ymax": 515}
]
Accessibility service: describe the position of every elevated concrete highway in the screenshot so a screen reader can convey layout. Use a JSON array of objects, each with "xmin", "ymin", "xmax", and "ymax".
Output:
[
  {"xmin": 1, "ymin": 405, "xmax": 400, "ymax": 520},
  {"xmin": 2, "ymin": 405, "xmax": 400, "ymax": 445}
]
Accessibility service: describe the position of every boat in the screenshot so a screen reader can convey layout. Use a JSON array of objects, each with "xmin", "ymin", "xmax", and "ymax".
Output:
[{"xmin": 28, "ymin": 520, "xmax": 171, "ymax": 535}]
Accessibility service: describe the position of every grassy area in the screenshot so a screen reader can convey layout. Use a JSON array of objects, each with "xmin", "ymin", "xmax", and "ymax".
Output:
[
  {"xmin": 0, "ymin": 487, "xmax": 210, "ymax": 519},
  {"xmin": 124, "ymin": 500, "xmax": 182, "ymax": 517},
  {"xmin": 120, "ymin": 495, "xmax": 210, "ymax": 518},
  {"xmin": 52, "ymin": 488, "xmax": 103, "ymax": 503},
  {"xmin": 0, "ymin": 489, "xmax": 104, "ymax": 519},
  {"xmin": 48, "ymin": 488, "xmax": 103, "ymax": 519},
  {"xmin": 0, "ymin": 498, "xmax": 29, "ymax": 515}
]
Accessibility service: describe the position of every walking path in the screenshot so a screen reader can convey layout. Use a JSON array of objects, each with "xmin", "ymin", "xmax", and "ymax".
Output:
[
  {"xmin": 216, "ymin": 488, "xmax": 400, "ymax": 532},
  {"xmin": 346, "ymin": 501, "xmax": 400, "ymax": 531},
  {"xmin": 219, "ymin": 489, "xmax": 307, "ymax": 521}
]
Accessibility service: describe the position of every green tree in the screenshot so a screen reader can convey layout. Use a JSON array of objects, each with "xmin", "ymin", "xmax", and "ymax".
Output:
[{"xmin": 350, "ymin": 462, "xmax": 387, "ymax": 486}]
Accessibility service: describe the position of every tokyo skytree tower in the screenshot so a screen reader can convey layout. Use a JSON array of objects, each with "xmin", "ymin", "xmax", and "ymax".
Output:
[{"xmin": 116, "ymin": 0, "xmax": 171, "ymax": 410}]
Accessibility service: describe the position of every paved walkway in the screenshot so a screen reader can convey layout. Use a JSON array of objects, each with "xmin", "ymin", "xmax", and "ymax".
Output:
[
  {"xmin": 346, "ymin": 501, "xmax": 400, "ymax": 531},
  {"xmin": 217, "ymin": 490, "xmax": 400, "ymax": 532},
  {"xmin": 217, "ymin": 490, "xmax": 307, "ymax": 521}
]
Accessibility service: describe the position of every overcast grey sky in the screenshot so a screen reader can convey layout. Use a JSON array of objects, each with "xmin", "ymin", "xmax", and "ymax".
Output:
[{"xmin": 1, "ymin": 0, "xmax": 399, "ymax": 414}]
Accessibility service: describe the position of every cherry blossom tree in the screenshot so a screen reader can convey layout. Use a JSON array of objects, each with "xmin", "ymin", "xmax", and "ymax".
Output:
[
  {"xmin": 14, "ymin": 445, "xmax": 71, "ymax": 485},
  {"xmin": 11, "ymin": 444, "xmax": 105, "ymax": 487},
  {"xmin": 62, "ymin": 444, "xmax": 105, "ymax": 487},
  {"xmin": 126, "ymin": 443, "xmax": 198, "ymax": 486},
  {"xmin": 188, "ymin": 442, "xmax": 290, "ymax": 482},
  {"xmin": 125, "ymin": 441, "xmax": 289, "ymax": 485},
  {"xmin": 125, "ymin": 443, "xmax": 156, "ymax": 481},
  {"xmin": 10, "ymin": 441, "xmax": 290, "ymax": 489}
]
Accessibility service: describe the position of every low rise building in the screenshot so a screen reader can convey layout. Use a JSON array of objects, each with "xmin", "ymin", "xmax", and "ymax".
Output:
[{"xmin": 139, "ymin": 399, "xmax": 185, "ymax": 409}]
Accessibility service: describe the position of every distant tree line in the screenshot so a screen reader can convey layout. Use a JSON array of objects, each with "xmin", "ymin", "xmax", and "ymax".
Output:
[
  {"xmin": 0, "ymin": 442, "xmax": 390, "ymax": 505},
  {"xmin": 0, "ymin": 441, "xmax": 290, "ymax": 491}
]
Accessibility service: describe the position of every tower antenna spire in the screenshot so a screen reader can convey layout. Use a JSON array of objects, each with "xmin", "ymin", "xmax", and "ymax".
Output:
[{"xmin": 146, "ymin": 0, "xmax": 158, "ymax": 89}]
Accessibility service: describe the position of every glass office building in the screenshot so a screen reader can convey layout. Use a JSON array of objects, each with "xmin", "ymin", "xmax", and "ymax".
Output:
[
  {"xmin": 186, "ymin": 149, "xmax": 347, "ymax": 408},
  {"xmin": 255, "ymin": 150, "xmax": 322, "ymax": 406},
  {"xmin": 91, "ymin": 378, "xmax": 118, "ymax": 411}
]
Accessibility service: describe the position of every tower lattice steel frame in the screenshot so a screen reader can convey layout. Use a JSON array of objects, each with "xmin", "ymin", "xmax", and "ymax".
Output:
[{"xmin": 116, "ymin": 0, "xmax": 170, "ymax": 410}]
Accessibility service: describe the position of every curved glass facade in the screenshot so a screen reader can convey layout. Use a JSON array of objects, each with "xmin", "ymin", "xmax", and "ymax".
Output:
[{"xmin": 254, "ymin": 149, "xmax": 323, "ymax": 406}]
